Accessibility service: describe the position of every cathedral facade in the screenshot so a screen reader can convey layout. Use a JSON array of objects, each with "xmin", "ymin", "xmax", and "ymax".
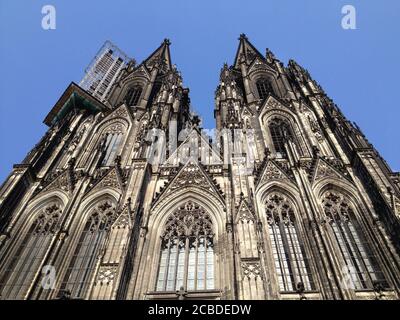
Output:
[{"xmin": 0, "ymin": 35, "xmax": 399, "ymax": 300}]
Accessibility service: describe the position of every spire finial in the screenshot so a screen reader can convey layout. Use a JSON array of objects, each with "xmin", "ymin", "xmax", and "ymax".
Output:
[
  {"xmin": 163, "ymin": 38, "xmax": 171, "ymax": 45},
  {"xmin": 239, "ymin": 33, "xmax": 248, "ymax": 41},
  {"xmin": 266, "ymin": 48, "xmax": 276, "ymax": 62}
]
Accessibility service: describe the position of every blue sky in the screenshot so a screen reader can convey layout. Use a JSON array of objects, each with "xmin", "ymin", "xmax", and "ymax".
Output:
[{"xmin": 0, "ymin": 0, "xmax": 399, "ymax": 182}]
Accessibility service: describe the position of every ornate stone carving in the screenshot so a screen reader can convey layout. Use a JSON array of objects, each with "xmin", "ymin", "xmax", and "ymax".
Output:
[
  {"xmin": 166, "ymin": 161, "xmax": 215, "ymax": 194},
  {"xmin": 322, "ymin": 191, "xmax": 351, "ymax": 223},
  {"xmin": 104, "ymin": 123, "xmax": 124, "ymax": 135},
  {"xmin": 114, "ymin": 106, "xmax": 128, "ymax": 118},
  {"xmin": 113, "ymin": 207, "xmax": 130, "ymax": 228},
  {"xmin": 265, "ymin": 193, "xmax": 295, "ymax": 227},
  {"xmin": 258, "ymin": 161, "xmax": 292, "ymax": 186},
  {"xmin": 38, "ymin": 170, "xmax": 70, "ymax": 195},
  {"xmin": 32, "ymin": 203, "xmax": 63, "ymax": 235},
  {"xmin": 314, "ymin": 161, "xmax": 338, "ymax": 181},
  {"xmin": 312, "ymin": 159, "xmax": 346, "ymax": 183},
  {"xmin": 307, "ymin": 115, "xmax": 324, "ymax": 141},
  {"xmin": 265, "ymin": 98, "xmax": 282, "ymax": 110},
  {"xmin": 87, "ymin": 200, "xmax": 118, "ymax": 232},
  {"xmin": 237, "ymin": 202, "xmax": 255, "ymax": 222},
  {"xmin": 91, "ymin": 168, "xmax": 121, "ymax": 191},
  {"xmin": 162, "ymin": 201, "xmax": 213, "ymax": 239},
  {"xmin": 2, "ymin": 36, "xmax": 399, "ymax": 301},
  {"xmin": 96, "ymin": 265, "xmax": 118, "ymax": 285},
  {"xmin": 241, "ymin": 261, "xmax": 262, "ymax": 279},
  {"xmin": 299, "ymin": 159, "xmax": 313, "ymax": 175}
]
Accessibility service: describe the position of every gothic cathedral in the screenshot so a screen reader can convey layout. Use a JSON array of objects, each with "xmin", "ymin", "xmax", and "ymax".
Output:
[{"xmin": 0, "ymin": 35, "xmax": 399, "ymax": 300}]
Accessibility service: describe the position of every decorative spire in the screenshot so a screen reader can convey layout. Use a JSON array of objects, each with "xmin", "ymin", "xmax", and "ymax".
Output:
[
  {"xmin": 266, "ymin": 48, "xmax": 276, "ymax": 63},
  {"xmin": 234, "ymin": 33, "xmax": 265, "ymax": 68},
  {"xmin": 141, "ymin": 38, "xmax": 173, "ymax": 72}
]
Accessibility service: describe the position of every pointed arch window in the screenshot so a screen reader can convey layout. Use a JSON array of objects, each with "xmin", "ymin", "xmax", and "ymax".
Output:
[
  {"xmin": 99, "ymin": 124, "xmax": 125, "ymax": 166},
  {"xmin": 322, "ymin": 191, "xmax": 387, "ymax": 290},
  {"xmin": 59, "ymin": 200, "xmax": 116, "ymax": 299},
  {"xmin": 155, "ymin": 201, "xmax": 215, "ymax": 292},
  {"xmin": 265, "ymin": 193, "xmax": 315, "ymax": 292},
  {"xmin": 0, "ymin": 203, "xmax": 62, "ymax": 299},
  {"xmin": 124, "ymin": 85, "xmax": 142, "ymax": 106},
  {"xmin": 268, "ymin": 118, "xmax": 294, "ymax": 158},
  {"xmin": 256, "ymin": 78, "xmax": 273, "ymax": 100}
]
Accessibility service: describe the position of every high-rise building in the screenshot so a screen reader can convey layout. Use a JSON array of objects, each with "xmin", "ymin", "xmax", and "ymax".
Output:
[
  {"xmin": 79, "ymin": 40, "xmax": 131, "ymax": 103},
  {"xmin": 0, "ymin": 36, "xmax": 399, "ymax": 300}
]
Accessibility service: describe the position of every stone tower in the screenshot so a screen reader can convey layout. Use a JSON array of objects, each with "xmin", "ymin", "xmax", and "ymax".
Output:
[{"xmin": 0, "ymin": 35, "xmax": 399, "ymax": 300}]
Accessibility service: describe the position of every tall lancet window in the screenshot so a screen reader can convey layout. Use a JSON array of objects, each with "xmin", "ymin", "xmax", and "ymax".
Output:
[
  {"xmin": 265, "ymin": 193, "xmax": 314, "ymax": 292},
  {"xmin": 59, "ymin": 200, "xmax": 116, "ymax": 299},
  {"xmin": 99, "ymin": 124, "xmax": 124, "ymax": 166},
  {"xmin": 156, "ymin": 201, "xmax": 215, "ymax": 292},
  {"xmin": 268, "ymin": 118, "xmax": 294, "ymax": 158},
  {"xmin": 0, "ymin": 203, "xmax": 62, "ymax": 299},
  {"xmin": 124, "ymin": 85, "xmax": 142, "ymax": 106},
  {"xmin": 256, "ymin": 78, "xmax": 273, "ymax": 100},
  {"xmin": 322, "ymin": 191, "xmax": 387, "ymax": 290}
]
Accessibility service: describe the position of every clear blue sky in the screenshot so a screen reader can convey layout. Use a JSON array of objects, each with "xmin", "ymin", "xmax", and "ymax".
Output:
[{"xmin": 0, "ymin": 0, "xmax": 399, "ymax": 182}]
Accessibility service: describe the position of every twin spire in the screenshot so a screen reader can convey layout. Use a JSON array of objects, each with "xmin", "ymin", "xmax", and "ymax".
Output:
[
  {"xmin": 135, "ymin": 34, "xmax": 274, "ymax": 75},
  {"xmin": 127, "ymin": 38, "xmax": 173, "ymax": 73}
]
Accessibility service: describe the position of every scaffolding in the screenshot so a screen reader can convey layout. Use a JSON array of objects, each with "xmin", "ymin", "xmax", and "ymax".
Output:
[{"xmin": 79, "ymin": 40, "xmax": 131, "ymax": 102}]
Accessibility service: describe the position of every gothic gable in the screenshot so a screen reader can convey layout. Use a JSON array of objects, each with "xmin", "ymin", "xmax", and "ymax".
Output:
[
  {"xmin": 258, "ymin": 95, "xmax": 293, "ymax": 116},
  {"xmin": 43, "ymin": 171, "xmax": 70, "ymax": 193},
  {"xmin": 33, "ymin": 168, "xmax": 75, "ymax": 198},
  {"xmin": 120, "ymin": 64, "xmax": 151, "ymax": 84},
  {"xmin": 86, "ymin": 167, "xmax": 125, "ymax": 194},
  {"xmin": 132, "ymin": 64, "xmax": 152, "ymax": 79},
  {"xmin": 101, "ymin": 104, "xmax": 134, "ymax": 126},
  {"xmin": 152, "ymin": 160, "xmax": 224, "ymax": 207},
  {"xmin": 112, "ymin": 205, "xmax": 132, "ymax": 229},
  {"xmin": 235, "ymin": 198, "xmax": 256, "ymax": 223},
  {"xmin": 241, "ymin": 105, "xmax": 254, "ymax": 118},
  {"xmin": 248, "ymin": 57, "xmax": 277, "ymax": 76},
  {"xmin": 256, "ymin": 160, "xmax": 295, "ymax": 189},
  {"xmin": 311, "ymin": 158, "xmax": 350, "ymax": 184}
]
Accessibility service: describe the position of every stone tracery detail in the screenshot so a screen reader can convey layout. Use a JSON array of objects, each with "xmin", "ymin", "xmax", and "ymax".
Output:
[
  {"xmin": 32, "ymin": 203, "xmax": 62, "ymax": 234},
  {"xmin": 268, "ymin": 117, "xmax": 294, "ymax": 158},
  {"xmin": 241, "ymin": 261, "xmax": 262, "ymax": 278},
  {"xmin": 265, "ymin": 193, "xmax": 314, "ymax": 292},
  {"xmin": 162, "ymin": 201, "xmax": 213, "ymax": 239},
  {"xmin": 0, "ymin": 201, "xmax": 63, "ymax": 299},
  {"xmin": 322, "ymin": 191, "xmax": 387, "ymax": 290},
  {"xmin": 156, "ymin": 201, "xmax": 215, "ymax": 292},
  {"xmin": 98, "ymin": 123, "xmax": 126, "ymax": 167},
  {"xmin": 167, "ymin": 162, "xmax": 214, "ymax": 193},
  {"xmin": 59, "ymin": 199, "xmax": 117, "ymax": 299}
]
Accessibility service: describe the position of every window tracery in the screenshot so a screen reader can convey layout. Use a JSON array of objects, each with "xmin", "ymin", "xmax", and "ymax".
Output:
[
  {"xmin": 322, "ymin": 191, "xmax": 387, "ymax": 290},
  {"xmin": 0, "ymin": 202, "xmax": 62, "ymax": 299},
  {"xmin": 265, "ymin": 193, "xmax": 314, "ymax": 292},
  {"xmin": 124, "ymin": 85, "xmax": 142, "ymax": 106},
  {"xmin": 99, "ymin": 124, "xmax": 125, "ymax": 166},
  {"xmin": 156, "ymin": 201, "xmax": 215, "ymax": 292},
  {"xmin": 256, "ymin": 78, "xmax": 273, "ymax": 100},
  {"xmin": 59, "ymin": 200, "xmax": 117, "ymax": 298},
  {"xmin": 268, "ymin": 118, "xmax": 294, "ymax": 158}
]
